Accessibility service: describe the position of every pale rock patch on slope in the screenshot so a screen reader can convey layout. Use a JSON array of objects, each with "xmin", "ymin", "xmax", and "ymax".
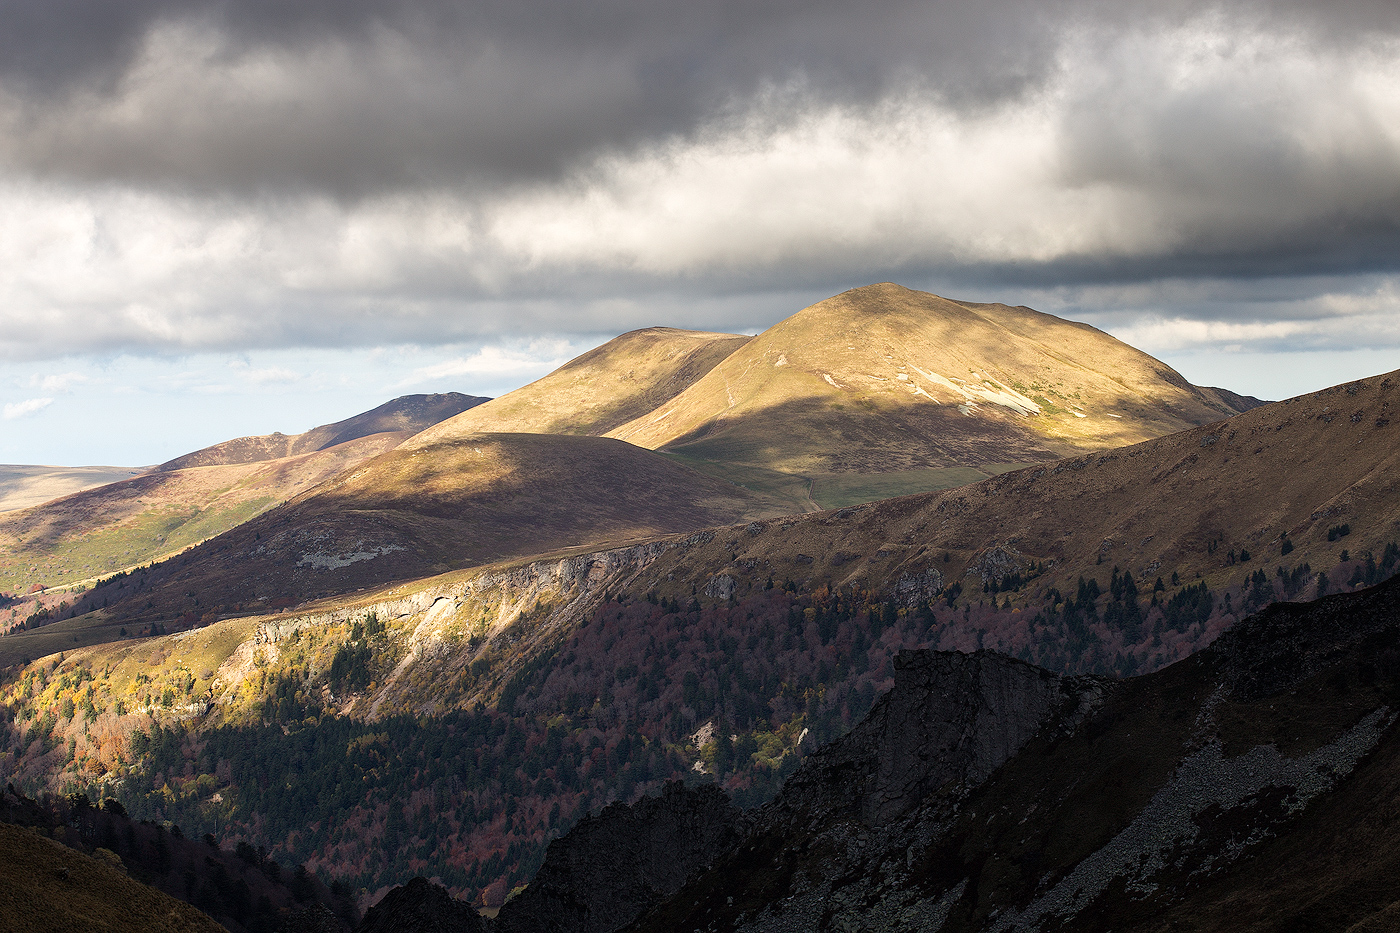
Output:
[
  {"xmin": 910, "ymin": 365, "xmax": 1041, "ymax": 416},
  {"xmin": 296, "ymin": 544, "xmax": 406, "ymax": 570}
]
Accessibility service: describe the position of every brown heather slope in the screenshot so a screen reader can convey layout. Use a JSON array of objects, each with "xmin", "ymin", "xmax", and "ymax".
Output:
[
  {"xmin": 607, "ymin": 367, "xmax": 1398, "ymax": 614},
  {"xmin": 408, "ymin": 328, "xmax": 751, "ymax": 445},
  {"xmin": 0, "ymin": 394, "xmax": 485, "ymax": 599},
  {"xmin": 606, "ymin": 284, "xmax": 1258, "ymax": 478},
  {"xmin": 72, "ymin": 433, "xmax": 785, "ymax": 623}
]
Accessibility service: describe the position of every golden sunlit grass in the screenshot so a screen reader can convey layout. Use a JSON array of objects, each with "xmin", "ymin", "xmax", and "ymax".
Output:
[
  {"xmin": 409, "ymin": 327, "xmax": 752, "ymax": 446},
  {"xmin": 0, "ymin": 466, "xmax": 147, "ymax": 514}
]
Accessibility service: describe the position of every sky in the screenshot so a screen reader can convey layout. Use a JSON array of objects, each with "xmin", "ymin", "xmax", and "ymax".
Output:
[{"xmin": 1, "ymin": 0, "xmax": 1398, "ymax": 464}]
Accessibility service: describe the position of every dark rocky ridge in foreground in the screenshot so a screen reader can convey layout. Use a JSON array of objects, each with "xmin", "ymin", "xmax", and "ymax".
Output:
[
  {"xmin": 767, "ymin": 650, "xmax": 1103, "ymax": 829},
  {"xmin": 390, "ymin": 574, "xmax": 1400, "ymax": 932},
  {"xmin": 628, "ymin": 575, "xmax": 1400, "ymax": 932}
]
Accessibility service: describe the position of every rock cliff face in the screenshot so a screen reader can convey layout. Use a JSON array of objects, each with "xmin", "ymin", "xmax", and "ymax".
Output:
[
  {"xmin": 205, "ymin": 535, "xmax": 697, "ymax": 722},
  {"xmin": 604, "ymin": 574, "xmax": 1400, "ymax": 932},
  {"xmin": 626, "ymin": 651, "xmax": 1103, "ymax": 933},
  {"xmin": 769, "ymin": 650, "xmax": 1101, "ymax": 827},
  {"xmin": 356, "ymin": 876, "xmax": 485, "ymax": 933},
  {"xmin": 492, "ymin": 782, "xmax": 743, "ymax": 933}
]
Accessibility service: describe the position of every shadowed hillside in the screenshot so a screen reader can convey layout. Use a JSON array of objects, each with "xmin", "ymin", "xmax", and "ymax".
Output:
[
  {"xmin": 626, "ymin": 574, "xmax": 1400, "ymax": 933},
  {"xmin": 0, "ymin": 821, "xmax": 224, "ymax": 933},
  {"xmin": 55, "ymin": 433, "xmax": 784, "ymax": 627},
  {"xmin": 0, "ymin": 787, "xmax": 355, "ymax": 931}
]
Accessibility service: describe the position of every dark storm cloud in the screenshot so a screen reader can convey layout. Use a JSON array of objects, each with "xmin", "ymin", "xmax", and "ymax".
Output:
[
  {"xmin": 0, "ymin": 0, "xmax": 1070, "ymax": 193},
  {"xmin": 5, "ymin": 0, "xmax": 1394, "ymax": 194}
]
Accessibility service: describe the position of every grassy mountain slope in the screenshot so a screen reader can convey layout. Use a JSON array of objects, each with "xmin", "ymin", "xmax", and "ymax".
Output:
[
  {"xmin": 408, "ymin": 329, "xmax": 751, "ymax": 445},
  {"xmin": 0, "ymin": 433, "xmax": 404, "ymax": 602},
  {"xmin": 7, "ymin": 284, "xmax": 1270, "ymax": 627},
  {"xmin": 0, "ymin": 395, "xmax": 485, "ymax": 601},
  {"xmin": 3, "ymin": 372, "xmax": 1393, "ymax": 906},
  {"xmin": 21, "ymin": 366, "xmax": 1388, "ymax": 680},
  {"xmin": 0, "ymin": 465, "xmax": 147, "ymax": 514},
  {"xmin": 622, "ymin": 366, "xmax": 1400, "ymax": 626},
  {"xmin": 413, "ymin": 286, "xmax": 1258, "ymax": 511},
  {"xmin": 607, "ymin": 284, "xmax": 1255, "ymax": 480}
]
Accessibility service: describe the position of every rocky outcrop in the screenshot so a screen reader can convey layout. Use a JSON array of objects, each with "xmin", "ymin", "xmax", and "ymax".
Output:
[
  {"xmin": 963, "ymin": 545, "xmax": 1026, "ymax": 586},
  {"xmin": 356, "ymin": 877, "xmax": 485, "ymax": 933},
  {"xmin": 771, "ymin": 650, "xmax": 1101, "ymax": 827},
  {"xmin": 502, "ymin": 651, "xmax": 1098, "ymax": 933},
  {"xmin": 212, "ymin": 538, "xmax": 686, "ymax": 722},
  {"xmin": 703, "ymin": 574, "xmax": 737, "ymax": 600},
  {"xmin": 1207, "ymin": 576, "xmax": 1400, "ymax": 700},
  {"xmin": 493, "ymin": 782, "xmax": 743, "ymax": 933},
  {"xmin": 891, "ymin": 567, "xmax": 943, "ymax": 607}
]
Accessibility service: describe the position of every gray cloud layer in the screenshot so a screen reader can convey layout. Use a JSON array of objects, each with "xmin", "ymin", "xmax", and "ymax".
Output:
[
  {"xmin": 0, "ymin": 0, "xmax": 1398, "ymax": 358},
  {"xmin": 0, "ymin": 1, "xmax": 1072, "ymax": 192},
  {"xmin": 6, "ymin": 0, "xmax": 1396, "ymax": 191}
]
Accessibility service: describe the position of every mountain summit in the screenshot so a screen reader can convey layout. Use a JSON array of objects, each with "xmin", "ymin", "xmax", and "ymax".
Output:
[
  {"xmin": 416, "ymin": 285, "xmax": 1262, "ymax": 510},
  {"xmin": 607, "ymin": 283, "xmax": 1257, "ymax": 475}
]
